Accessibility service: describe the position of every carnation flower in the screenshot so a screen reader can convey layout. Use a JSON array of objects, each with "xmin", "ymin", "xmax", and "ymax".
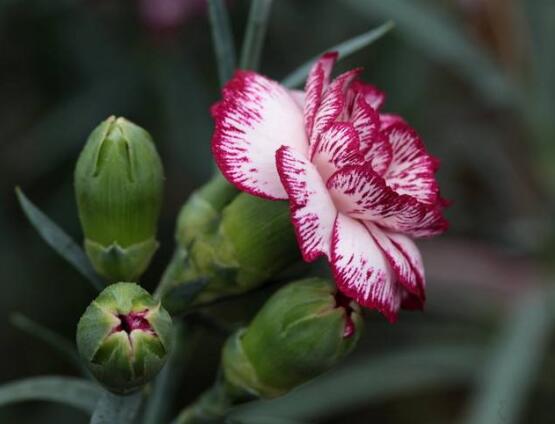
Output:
[{"xmin": 211, "ymin": 52, "xmax": 448, "ymax": 322}]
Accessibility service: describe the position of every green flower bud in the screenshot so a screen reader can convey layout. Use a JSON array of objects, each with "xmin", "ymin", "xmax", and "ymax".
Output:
[
  {"xmin": 76, "ymin": 282, "xmax": 172, "ymax": 394},
  {"xmin": 161, "ymin": 187, "xmax": 300, "ymax": 313},
  {"xmin": 221, "ymin": 278, "xmax": 362, "ymax": 398},
  {"xmin": 74, "ymin": 116, "xmax": 164, "ymax": 282}
]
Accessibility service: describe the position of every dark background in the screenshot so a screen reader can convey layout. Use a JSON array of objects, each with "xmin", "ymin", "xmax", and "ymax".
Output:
[{"xmin": 1, "ymin": 0, "xmax": 555, "ymax": 423}]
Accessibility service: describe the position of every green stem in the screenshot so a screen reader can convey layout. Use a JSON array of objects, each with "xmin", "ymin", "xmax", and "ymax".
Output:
[
  {"xmin": 90, "ymin": 391, "xmax": 142, "ymax": 424},
  {"xmin": 142, "ymin": 322, "xmax": 196, "ymax": 424},
  {"xmin": 172, "ymin": 378, "xmax": 236, "ymax": 424},
  {"xmin": 154, "ymin": 247, "xmax": 188, "ymax": 301}
]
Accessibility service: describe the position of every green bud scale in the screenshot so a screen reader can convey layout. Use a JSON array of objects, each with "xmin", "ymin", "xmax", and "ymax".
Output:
[
  {"xmin": 76, "ymin": 282, "xmax": 172, "ymax": 394},
  {"xmin": 222, "ymin": 278, "xmax": 362, "ymax": 398},
  {"xmin": 160, "ymin": 186, "xmax": 300, "ymax": 313},
  {"xmin": 74, "ymin": 116, "xmax": 164, "ymax": 282}
]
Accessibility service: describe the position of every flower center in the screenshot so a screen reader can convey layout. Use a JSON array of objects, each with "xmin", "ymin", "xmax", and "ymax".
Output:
[
  {"xmin": 334, "ymin": 292, "xmax": 356, "ymax": 338},
  {"xmin": 113, "ymin": 310, "xmax": 153, "ymax": 335}
]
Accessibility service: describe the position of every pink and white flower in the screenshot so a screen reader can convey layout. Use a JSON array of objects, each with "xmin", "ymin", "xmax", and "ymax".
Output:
[{"xmin": 211, "ymin": 52, "xmax": 448, "ymax": 322}]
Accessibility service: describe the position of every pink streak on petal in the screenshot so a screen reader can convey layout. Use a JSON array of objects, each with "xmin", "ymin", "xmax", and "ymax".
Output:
[
  {"xmin": 276, "ymin": 145, "xmax": 337, "ymax": 261},
  {"xmin": 330, "ymin": 213, "xmax": 401, "ymax": 322},
  {"xmin": 212, "ymin": 70, "xmax": 308, "ymax": 200}
]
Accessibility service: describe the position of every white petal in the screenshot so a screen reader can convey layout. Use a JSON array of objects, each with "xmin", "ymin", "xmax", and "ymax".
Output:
[
  {"xmin": 330, "ymin": 213, "xmax": 401, "ymax": 322},
  {"xmin": 212, "ymin": 71, "xmax": 308, "ymax": 200},
  {"xmin": 276, "ymin": 145, "xmax": 337, "ymax": 261}
]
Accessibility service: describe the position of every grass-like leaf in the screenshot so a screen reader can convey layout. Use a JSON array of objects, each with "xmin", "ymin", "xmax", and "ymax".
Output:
[
  {"xmin": 0, "ymin": 376, "xmax": 101, "ymax": 413},
  {"xmin": 208, "ymin": 0, "xmax": 237, "ymax": 86},
  {"xmin": 232, "ymin": 344, "xmax": 483, "ymax": 421},
  {"xmin": 15, "ymin": 187, "xmax": 104, "ymax": 291},
  {"xmin": 462, "ymin": 289, "xmax": 552, "ymax": 424},
  {"xmin": 282, "ymin": 21, "xmax": 395, "ymax": 88},
  {"xmin": 10, "ymin": 313, "xmax": 88, "ymax": 376},
  {"xmin": 91, "ymin": 391, "xmax": 142, "ymax": 424},
  {"xmin": 239, "ymin": 0, "xmax": 274, "ymax": 70}
]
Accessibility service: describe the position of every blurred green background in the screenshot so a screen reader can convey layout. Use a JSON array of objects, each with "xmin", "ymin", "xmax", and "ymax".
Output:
[{"xmin": 1, "ymin": 0, "xmax": 555, "ymax": 423}]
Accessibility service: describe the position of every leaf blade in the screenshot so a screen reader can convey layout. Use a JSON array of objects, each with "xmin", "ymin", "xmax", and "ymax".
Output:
[
  {"xmin": 0, "ymin": 376, "xmax": 102, "ymax": 413},
  {"xmin": 282, "ymin": 21, "xmax": 395, "ymax": 88},
  {"xmin": 207, "ymin": 0, "xmax": 237, "ymax": 86},
  {"xmin": 15, "ymin": 187, "xmax": 104, "ymax": 291},
  {"xmin": 462, "ymin": 289, "xmax": 552, "ymax": 424},
  {"xmin": 239, "ymin": 0, "xmax": 274, "ymax": 70},
  {"xmin": 11, "ymin": 313, "xmax": 88, "ymax": 376}
]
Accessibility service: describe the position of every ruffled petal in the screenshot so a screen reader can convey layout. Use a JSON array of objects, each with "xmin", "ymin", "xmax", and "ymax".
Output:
[
  {"xmin": 326, "ymin": 165, "xmax": 448, "ymax": 237},
  {"xmin": 309, "ymin": 69, "xmax": 361, "ymax": 152},
  {"xmin": 289, "ymin": 89, "xmax": 305, "ymax": 109},
  {"xmin": 365, "ymin": 223, "xmax": 425, "ymax": 300},
  {"xmin": 379, "ymin": 113, "xmax": 405, "ymax": 130},
  {"xmin": 382, "ymin": 122, "xmax": 440, "ymax": 205},
  {"xmin": 311, "ymin": 122, "xmax": 364, "ymax": 181},
  {"xmin": 351, "ymin": 80, "xmax": 386, "ymax": 110},
  {"xmin": 304, "ymin": 52, "xmax": 338, "ymax": 140},
  {"xmin": 212, "ymin": 70, "xmax": 308, "ymax": 200},
  {"xmin": 276, "ymin": 146, "xmax": 337, "ymax": 261},
  {"xmin": 350, "ymin": 97, "xmax": 392, "ymax": 174},
  {"xmin": 330, "ymin": 213, "xmax": 401, "ymax": 322}
]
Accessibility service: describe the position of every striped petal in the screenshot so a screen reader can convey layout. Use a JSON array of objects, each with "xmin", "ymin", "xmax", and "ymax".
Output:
[
  {"xmin": 212, "ymin": 71, "xmax": 308, "ymax": 200},
  {"xmin": 304, "ymin": 52, "xmax": 338, "ymax": 140},
  {"xmin": 330, "ymin": 213, "xmax": 401, "ymax": 322},
  {"xmin": 311, "ymin": 122, "xmax": 364, "ymax": 181},
  {"xmin": 351, "ymin": 80, "xmax": 386, "ymax": 110},
  {"xmin": 350, "ymin": 96, "xmax": 392, "ymax": 175},
  {"xmin": 366, "ymin": 223, "xmax": 425, "ymax": 300},
  {"xmin": 309, "ymin": 69, "xmax": 361, "ymax": 151},
  {"xmin": 327, "ymin": 166, "xmax": 447, "ymax": 237},
  {"xmin": 382, "ymin": 122, "xmax": 440, "ymax": 205},
  {"xmin": 276, "ymin": 145, "xmax": 337, "ymax": 261}
]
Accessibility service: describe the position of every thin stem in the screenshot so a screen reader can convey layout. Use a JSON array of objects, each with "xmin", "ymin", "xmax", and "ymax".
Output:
[
  {"xmin": 154, "ymin": 248, "xmax": 188, "ymax": 300},
  {"xmin": 142, "ymin": 322, "xmax": 196, "ymax": 424},
  {"xmin": 90, "ymin": 391, "xmax": 142, "ymax": 424},
  {"xmin": 171, "ymin": 377, "xmax": 235, "ymax": 424},
  {"xmin": 239, "ymin": 0, "xmax": 274, "ymax": 70}
]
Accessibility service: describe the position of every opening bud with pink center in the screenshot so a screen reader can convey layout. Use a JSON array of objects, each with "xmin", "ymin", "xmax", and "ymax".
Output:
[
  {"xmin": 222, "ymin": 278, "xmax": 362, "ymax": 399},
  {"xmin": 74, "ymin": 116, "xmax": 164, "ymax": 282},
  {"xmin": 161, "ymin": 186, "xmax": 300, "ymax": 313},
  {"xmin": 76, "ymin": 282, "xmax": 172, "ymax": 394}
]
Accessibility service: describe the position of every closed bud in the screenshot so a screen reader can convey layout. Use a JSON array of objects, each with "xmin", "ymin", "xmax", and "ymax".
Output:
[
  {"xmin": 74, "ymin": 116, "xmax": 164, "ymax": 281},
  {"xmin": 161, "ymin": 189, "xmax": 300, "ymax": 312},
  {"xmin": 222, "ymin": 278, "xmax": 362, "ymax": 398},
  {"xmin": 76, "ymin": 282, "xmax": 172, "ymax": 394}
]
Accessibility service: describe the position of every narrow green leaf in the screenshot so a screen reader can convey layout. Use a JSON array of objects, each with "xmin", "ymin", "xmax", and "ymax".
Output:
[
  {"xmin": 343, "ymin": 0, "xmax": 520, "ymax": 107},
  {"xmin": 462, "ymin": 289, "xmax": 552, "ymax": 424},
  {"xmin": 15, "ymin": 187, "xmax": 104, "ymax": 291},
  {"xmin": 90, "ymin": 391, "xmax": 142, "ymax": 424},
  {"xmin": 239, "ymin": 0, "xmax": 274, "ymax": 70},
  {"xmin": 207, "ymin": 0, "xmax": 237, "ymax": 86},
  {"xmin": 232, "ymin": 344, "xmax": 483, "ymax": 421},
  {"xmin": 0, "ymin": 376, "xmax": 102, "ymax": 413},
  {"xmin": 281, "ymin": 21, "xmax": 395, "ymax": 88},
  {"xmin": 10, "ymin": 313, "xmax": 88, "ymax": 376}
]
